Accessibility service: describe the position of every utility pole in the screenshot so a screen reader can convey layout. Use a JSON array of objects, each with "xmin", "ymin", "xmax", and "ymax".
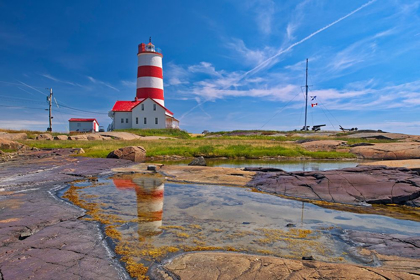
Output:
[
  {"xmin": 304, "ymin": 58, "xmax": 309, "ymax": 131},
  {"xmin": 47, "ymin": 88, "xmax": 53, "ymax": 132}
]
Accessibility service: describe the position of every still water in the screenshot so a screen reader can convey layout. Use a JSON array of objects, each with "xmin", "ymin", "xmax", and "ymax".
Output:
[
  {"xmin": 61, "ymin": 172, "xmax": 420, "ymax": 270},
  {"xmin": 150, "ymin": 159, "xmax": 363, "ymax": 172}
]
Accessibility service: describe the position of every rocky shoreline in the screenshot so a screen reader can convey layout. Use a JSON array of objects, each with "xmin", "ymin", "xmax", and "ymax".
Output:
[{"xmin": 1, "ymin": 137, "xmax": 420, "ymax": 278}]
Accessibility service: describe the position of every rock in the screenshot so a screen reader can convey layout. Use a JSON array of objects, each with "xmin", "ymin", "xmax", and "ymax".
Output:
[
  {"xmin": 35, "ymin": 134, "xmax": 53, "ymax": 141},
  {"xmin": 350, "ymin": 142, "xmax": 420, "ymax": 159},
  {"xmin": 345, "ymin": 230, "xmax": 420, "ymax": 259},
  {"xmin": 72, "ymin": 148, "xmax": 85, "ymax": 154},
  {"xmin": 107, "ymin": 146, "xmax": 146, "ymax": 162},
  {"xmin": 54, "ymin": 135, "xmax": 69, "ymax": 140},
  {"xmin": 0, "ymin": 132, "xmax": 27, "ymax": 140},
  {"xmin": 302, "ymin": 256, "xmax": 314, "ymax": 261},
  {"xmin": 0, "ymin": 138, "xmax": 26, "ymax": 151},
  {"xmin": 188, "ymin": 156, "xmax": 207, "ymax": 166},
  {"xmin": 98, "ymin": 132, "xmax": 141, "ymax": 140},
  {"xmin": 68, "ymin": 135, "xmax": 88, "ymax": 141},
  {"xmin": 360, "ymin": 159, "xmax": 420, "ymax": 173},
  {"xmin": 247, "ymin": 165, "xmax": 420, "ymax": 206},
  {"xmin": 86, "ymin": 134, "xmax": 104, "ymax": 141},
  {"xmin": 301, "ymin": 140, "xmax": 347, "ymax": 152},
  {"xmin": 156, "ymin": 252, "xmax": 415, "ymax": 280}
]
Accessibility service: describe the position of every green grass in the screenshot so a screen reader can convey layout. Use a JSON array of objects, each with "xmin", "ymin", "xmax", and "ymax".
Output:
[
  {"xmin": 114, "ymin": 128, "xmax": 191, "ymax": 138},
  {"xmin": 21, "ymin": 138, "xmax": 355, "ymax": 159}
]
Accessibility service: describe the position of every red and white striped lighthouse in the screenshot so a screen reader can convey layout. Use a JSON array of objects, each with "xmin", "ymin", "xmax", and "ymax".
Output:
[{"xmin": 136, "ymin": 38, "xmax": 165, "ymax": 106}]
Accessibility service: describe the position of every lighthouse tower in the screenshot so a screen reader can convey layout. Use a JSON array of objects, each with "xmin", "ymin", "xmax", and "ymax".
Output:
[{"xmin": 136, "ymin": 38, "xmax": 164, "ymax": 106}]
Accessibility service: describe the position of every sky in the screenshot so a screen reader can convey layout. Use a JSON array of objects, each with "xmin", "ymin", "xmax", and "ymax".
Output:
[{"xmin": 0, "ymin": 0, "xmax": 419, "ymax": 134}]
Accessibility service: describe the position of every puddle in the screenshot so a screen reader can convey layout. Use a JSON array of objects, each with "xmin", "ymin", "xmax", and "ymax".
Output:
[
  {"xmin": 150, "ymin": 159, "xmax": 363, "ymax": 172},
  {"xmin": 60, "ymin": 174, "xmax": 420, "ymax": 278}
]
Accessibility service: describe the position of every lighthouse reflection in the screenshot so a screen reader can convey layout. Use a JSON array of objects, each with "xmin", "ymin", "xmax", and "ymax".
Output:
[{"xmin": 112, "ymin": 176, "xmax": 164, "ymax": 240}]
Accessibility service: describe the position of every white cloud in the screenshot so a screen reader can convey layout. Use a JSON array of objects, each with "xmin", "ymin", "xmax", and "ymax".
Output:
[{"xmin": 87, "ymin": 76, "xmax": 119, "ymax": 92}]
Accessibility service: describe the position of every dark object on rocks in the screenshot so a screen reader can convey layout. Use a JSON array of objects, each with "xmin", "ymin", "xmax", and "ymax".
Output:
[
  {"xmin": 107, "ymin": 146, "xmax": 146, "ymax": 162},
  {"xmin": 350, "ymin": 142, "xmax": 375, "ymax": 147},
  {"xmin": 19, "ymin": 229, "xmax": 33, "ymax": 240},
  {"xmin": 247, "ymin": 165, "xmax": 420, "ymax": 206},
  {"xmin": 286, "ymin": 223, "xmax": 296, "ymax": 228},
  {"xmin": 242, "ymin": 222, "xmax": 250, "ymax": 225},
  {"xmin": 147, "ymin": 165, "xmax": 157, "ymax": 172},
  {"xmin": 188, "ymin": 156, "xmax": 206, "ymax": 166},
  {"xmin": 244, "ymin": 167, "xmax": 284, "ymax": 172},
  {"xmin": 295, "ymin": 139, "xmax": 315, "ymax": 144},
  {"xmin": 302, "ymin": 256, "xmax": 314, "ymax": 261}
]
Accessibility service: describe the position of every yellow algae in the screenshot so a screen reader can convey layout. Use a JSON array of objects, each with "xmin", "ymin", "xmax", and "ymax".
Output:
[
  {"xmin": 122, "ymin": 256, "xmax": 149, "ymax": 280},
  {"xmin": 189, "ymin": 224, "xmax": 202, "ymax": 230},
  {"xmin": 257, "ymin": 249, "xmax": 274, "ymax": 255},
  {"xmin": 175, "ymin": 232, "xmax": 190, "ymax": 238},
  {"xmin": 105, "ymin": 225, "xmax": 122, "ymax": 241},
  {"xmin": 159, "ymin": 225, "xmax": 186, "ymax": 231},
  {"xmin": 193, "ymin": 239, "xmax": 206, "ymax": 246}
]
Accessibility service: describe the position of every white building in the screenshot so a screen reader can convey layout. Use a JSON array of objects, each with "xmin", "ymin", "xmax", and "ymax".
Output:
[
  {"xmin": 110, "ymin": 98, "xmax": 179, "ymax": 130},
  {"xmin": 109, "ymin": 39, "xmax": 179, "ymax": 130},
  {"xmin": 69, "ymin": 118, "xmax": 100, "ymax": 132}
]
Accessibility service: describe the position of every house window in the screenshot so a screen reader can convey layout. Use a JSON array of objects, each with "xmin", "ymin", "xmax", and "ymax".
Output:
[
  {"xmin": 144, "ymin": 117, "xmax": 147, "ymax": 124},
  {"xmin": 155, "ymin": 117, "xmax": 158, "ymax": 124},
  {"xmin": 141, "ymin": 104, "xmax": 144, "ymax": 111},
  {"xmin": 136, "ymin": 117, "xmax": 138, "ymax": 124},
  {"xmin": 126, "ymin": 118, "xmax": 129, "ymax": 123},
  {"xmin": 153, "ymin": 104, "xmax": 156, "ymax": 111},
  {"xmin": 121, "ymin": 118, "xmax": 124, "ymax": 123}
]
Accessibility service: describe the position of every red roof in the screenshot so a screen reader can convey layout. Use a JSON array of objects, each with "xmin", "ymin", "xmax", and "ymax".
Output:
[
  {"xmin": 68, "ymin": 118, "xmax": 98, "ymax": 123},
  {"xmin": 111, "ymin": 100, "xmax": 142, "ymax": 112},
  {"xmin": 111, "ymin": 98, "xmax": 173, "ymax": 115}
]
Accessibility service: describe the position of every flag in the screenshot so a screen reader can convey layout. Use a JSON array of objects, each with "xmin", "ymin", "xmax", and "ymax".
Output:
[
  {"xmin": 311, "ymin": 103, "xmax": 318, "ymax": 107},
  {"xmin": 310, "ymin": 96, "xmax": 316, "ymax": 101}
]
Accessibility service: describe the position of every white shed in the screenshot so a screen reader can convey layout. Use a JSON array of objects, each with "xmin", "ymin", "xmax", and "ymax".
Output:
[{"xmin": 69, "ymin": 118, "xmax": 100, "ymax": 132}]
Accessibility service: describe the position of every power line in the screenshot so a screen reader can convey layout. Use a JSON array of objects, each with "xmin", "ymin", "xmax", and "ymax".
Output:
[{"xmin": 260, "ymin": 92, "xmax": 301, "ymax": 129}]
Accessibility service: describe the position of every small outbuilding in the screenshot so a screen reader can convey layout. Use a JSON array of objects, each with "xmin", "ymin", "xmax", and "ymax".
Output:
[{"xmin": 69, "ymin": 118, "xmax": 100, "ymax": 133}]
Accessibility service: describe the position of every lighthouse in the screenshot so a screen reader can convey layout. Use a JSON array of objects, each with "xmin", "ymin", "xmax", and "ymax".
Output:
[
  {"xmin": 136, "ymin": 38, "xmax": 165, "ymax": 106},
  {"xmin": 109, "ymin": 38, "xmax": 179, "ymax": 130}
]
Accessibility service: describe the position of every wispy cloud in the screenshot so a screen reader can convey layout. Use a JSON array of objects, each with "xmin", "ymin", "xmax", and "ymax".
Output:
[
  {"xmin": 41, "ymin": 74, "xmax": 85, "ymax": 88},
  {"xmin": 226, "ymin": 39, "xmax": 276, "ymax": 66},
  {"xmin": 87, "ymin": 76, "xmax": 119, "ymax": 92},
  {"xmin": 243, "ymin": 0, "xmax": 276, "ymax": 35},
  {"xmin": 235, "ymin": 0, "xmax": 378, "ymax": 84}
]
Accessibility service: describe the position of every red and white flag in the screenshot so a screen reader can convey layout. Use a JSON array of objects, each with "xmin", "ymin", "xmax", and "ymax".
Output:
[{"xmin": 311, "ymin": 103, "xmax": 318, "ymax": 107}]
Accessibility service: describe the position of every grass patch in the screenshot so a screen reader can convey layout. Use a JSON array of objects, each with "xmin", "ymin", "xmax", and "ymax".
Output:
[{"xmin": 114, "ymin": 128, "xmax": 190, "ymax": 138}]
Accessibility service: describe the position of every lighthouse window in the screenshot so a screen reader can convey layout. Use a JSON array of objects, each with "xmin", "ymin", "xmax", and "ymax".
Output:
[
  {"xmin": 155, "ymin": 117, "xmax": 158, "ymax": 124},
  {"xmin": 141, "ymin": 104, "xmax": 144, "ymax": 111},
  {"xmin": 153, "ymin": 104, "xmax": 156, "ymax": 111},
  {"xmin": 136, "ymin": 117, "xmax": 138, "ymax": 124},
  {"xmin": 121, "ymin": 118, "xmax": 124, "ymax": 123},
  {"xmin": 144, "ymin": 117, "xmax": 147, "ymax": 124},
  {"xmin": 126, "ymin": 118, "xmax": 129, "ymax": 123}
]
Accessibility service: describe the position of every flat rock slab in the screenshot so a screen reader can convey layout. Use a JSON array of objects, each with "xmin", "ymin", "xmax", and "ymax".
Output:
[
  {"xmin": 247, "ymin": 165, "xmax": 420, "ymax": 206},
  {"xmin": 360, "ymin": 159, "xmax": 420, "ymax": 173},
  {"xmin": 350, "ymin": 142, "xmax": 420, "ymax": 160},
  {"xmin": 155, "ymin": 252, "xmax": 418, "ymax": 280},
  {"xmin": 344, "ymin": 132, "xmax": 414, "ymax": 140},
  {"xmin": 113, "ymin": 164, "xmax": 256, "ymax": 187},
  {"xmin": 0, "ymin": 150, "xmax": 133, "ymax": 279},
  {"xmin": 301, "ymin": 140, "xmax": 347, "ymax": 152},
  {"xmin": 98, "ymin": 132, "xmax": 141, "ymax": 140}
]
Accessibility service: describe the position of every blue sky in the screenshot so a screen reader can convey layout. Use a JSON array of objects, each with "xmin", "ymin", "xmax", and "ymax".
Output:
[{"xmin": 0, "ymin": 0, "xmax": 419, "ymax": 134}]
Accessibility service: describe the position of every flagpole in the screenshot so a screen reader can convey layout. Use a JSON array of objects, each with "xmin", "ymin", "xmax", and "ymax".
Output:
[{"xmin": 304, "ymin": 58, "xmax": 309, "ymax": 131}]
